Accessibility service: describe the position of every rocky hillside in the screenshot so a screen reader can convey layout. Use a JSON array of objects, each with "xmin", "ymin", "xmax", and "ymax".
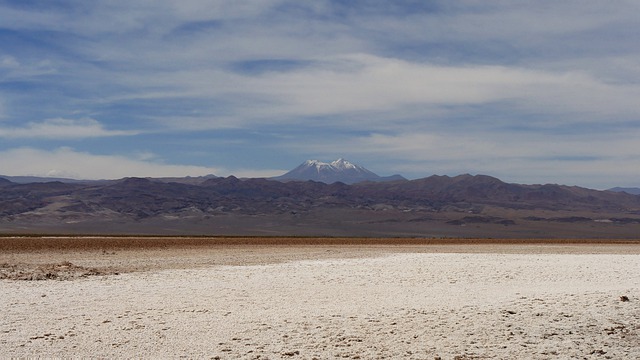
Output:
[{"xmin": 1, "ymin": 174, "xmax": 639, "ymax": 237}]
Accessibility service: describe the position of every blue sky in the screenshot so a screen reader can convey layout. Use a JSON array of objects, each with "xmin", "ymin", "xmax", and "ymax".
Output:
[{"xmin": 1, "ymin": 1, "xmax": 639, "ymax": 189}]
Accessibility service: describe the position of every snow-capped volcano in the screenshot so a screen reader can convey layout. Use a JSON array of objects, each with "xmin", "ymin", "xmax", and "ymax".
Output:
[
  {"xmin": 272, "ymin": 158, "xmax": 406, "ymax": 184},
  {"xmin": 303, "ymin": 159, "xmax": 375, "ymax": 175}
]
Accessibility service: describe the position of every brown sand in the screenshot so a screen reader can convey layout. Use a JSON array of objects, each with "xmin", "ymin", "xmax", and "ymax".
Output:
[{"xmin": 1, "ymin": 237, "xmax": 639, "ymax": 358}]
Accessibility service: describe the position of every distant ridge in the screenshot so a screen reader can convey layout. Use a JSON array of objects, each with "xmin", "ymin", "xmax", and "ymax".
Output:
[
  {"xmin": 0, "ymin": 175, "xmax": 96, "ymax": 184},
  {"xmin": 2, "ymin": 173, "xmax": 640, "ymax": 237},
  {"xmin": 608, "ymin": 187, "xmax": 640, "ymax": 195},
  {"xmin": 0, "ymin": 174, "xmax": 217, "ymax": 185},
  {"xmin": 271, "ymin": 158, "xmax": 406, "ymax": 184},
  {"xmin": 0, "ymin": 177, "xmax": 13, "ymax": 186}
]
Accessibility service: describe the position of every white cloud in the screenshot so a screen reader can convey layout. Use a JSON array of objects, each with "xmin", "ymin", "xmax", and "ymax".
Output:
[
  {"xmin": 108, "ymin": 53, "xmax": 640, "ymax": 132},
  {"xmin": 7, "ymin": 2, "xmax": 637, "ymax": 132},
  {"xmin": 0, "ymin": 147, "xmax": 284, "ymax": 180},
  {"xmin": 0, "ymin": 118, "xmax": 138, "ymax": 139},
  {"xmin": 139, "ymin": 56, "xmax": 625, "ymax": 139}
]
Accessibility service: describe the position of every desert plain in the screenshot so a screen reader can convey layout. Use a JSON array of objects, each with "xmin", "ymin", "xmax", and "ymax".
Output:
[{"xmin": 1, "ymin": 237, "xmax": 639, "ymax": 359}]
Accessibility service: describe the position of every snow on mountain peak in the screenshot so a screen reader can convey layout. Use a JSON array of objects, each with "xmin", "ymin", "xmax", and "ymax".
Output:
[
  {"xmin": 330, "ymin": 158, "xmax": 356, "ymax": 170},
  {"xmin": 304, "ymin": 160, "xmax": 333, "ymax": 172},
  {"xmin": 303, "ymin": 159, "xmax": 359, "ymax": 171}
]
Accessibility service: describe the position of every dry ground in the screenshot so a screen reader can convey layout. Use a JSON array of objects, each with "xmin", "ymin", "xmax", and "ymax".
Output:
[
  {"xmin": 2, "ymin": 236, "xmax": 639, "ymax": 280},
  {"xmin": 1, "ymin": 237, "xmax": 639, "ymax": 358}
]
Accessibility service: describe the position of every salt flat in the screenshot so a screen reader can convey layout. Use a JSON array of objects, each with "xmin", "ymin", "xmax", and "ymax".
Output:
[{"xmin": 1, "ymin": 245, "xmax": 639, "ymax": 359}]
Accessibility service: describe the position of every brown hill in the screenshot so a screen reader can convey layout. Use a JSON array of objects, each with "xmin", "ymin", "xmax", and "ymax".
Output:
[{"xmin": 1, "ymin": 175, "xmax": 639, "ymax": 237}]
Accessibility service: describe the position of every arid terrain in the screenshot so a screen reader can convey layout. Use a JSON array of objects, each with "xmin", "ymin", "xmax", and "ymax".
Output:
[
  {"xmin": 1, "ymin": 237, "xmax": 639, "ymax": 358},
  {"xmin": 3, "ymin": 174, "xmax": 640, "ymax": 238}
]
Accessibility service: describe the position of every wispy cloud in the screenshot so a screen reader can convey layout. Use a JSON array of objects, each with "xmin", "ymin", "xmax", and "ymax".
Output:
[
  {"xmin": 93, "ymin": 53, "xmax": 640, "ymax": 133},
  {"xmin": 0, "ymin": 147, "xmax": 284, "ymax": 180},
  {"xmin": 227, "ymin": 54, "xmax": 640, "ymax": 122},
  {"xmin": 0, "ymin": 147, "xmax": 217, "ymax": 180},
  {"xmin": 0, "ymin": 55, "xmax": 56, "ymax": 80},
  {"xmin": 0, "ymin": 118, "xmax": 137, "ymax": 139}
]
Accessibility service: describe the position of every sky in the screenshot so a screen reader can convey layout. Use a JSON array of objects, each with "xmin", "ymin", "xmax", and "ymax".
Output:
[{"xmin": 1, "ymin": 1, "xmax": 639, "ymax": 189}]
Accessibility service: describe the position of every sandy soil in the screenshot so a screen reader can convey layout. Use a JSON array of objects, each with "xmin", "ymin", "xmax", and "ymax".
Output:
[{"xmin": 1, "ymin": 239, "xmax": 639, "ymax": 359}]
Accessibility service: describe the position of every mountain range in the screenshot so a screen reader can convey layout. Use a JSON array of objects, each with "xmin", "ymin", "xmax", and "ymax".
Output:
[{"xmin": 1, "ymin": 164, "xmax": 640, "ymax": 237}]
